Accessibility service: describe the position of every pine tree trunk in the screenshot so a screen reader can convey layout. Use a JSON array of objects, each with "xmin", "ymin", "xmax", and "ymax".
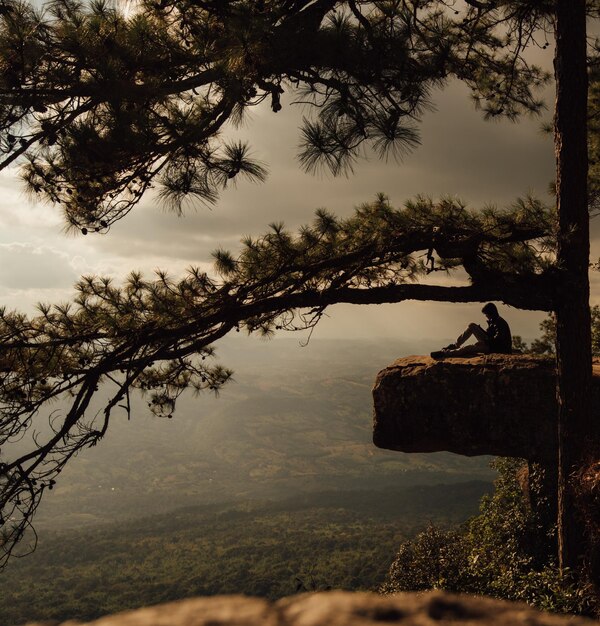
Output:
[{"xmin": 554, "ymin": 0, "xmax": 594, "ymax": 575}]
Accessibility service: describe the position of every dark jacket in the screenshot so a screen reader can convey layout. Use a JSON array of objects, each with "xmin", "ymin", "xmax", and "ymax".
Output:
[{"xmin": 486, "ymin": 316, "xmax": 512, "ymax": 353}]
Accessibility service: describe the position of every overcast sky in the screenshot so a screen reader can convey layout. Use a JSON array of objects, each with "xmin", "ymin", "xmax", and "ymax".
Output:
[{"xmin": 0, "ymin": 63, "xmax": 585, "ymax": 349}]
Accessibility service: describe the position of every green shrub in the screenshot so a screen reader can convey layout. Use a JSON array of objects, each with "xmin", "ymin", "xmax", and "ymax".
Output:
[
  {"xmin": 381, "ymin": 458, "xmax": 595, "ymax": 615},
  {"xmin": 379, "ymin": 525, "xmax": 471, "ymax": 593}
]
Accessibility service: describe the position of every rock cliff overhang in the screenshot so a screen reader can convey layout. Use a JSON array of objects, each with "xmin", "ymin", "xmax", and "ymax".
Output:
[{"xmin": 372, "ymin": 355, "xmax": 600, "ymax": 462}]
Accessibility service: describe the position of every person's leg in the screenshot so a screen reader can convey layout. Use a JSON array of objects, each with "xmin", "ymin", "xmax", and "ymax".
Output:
[
  {"xmin": 431, "ymin": 341, "xmax": 490, "ymax": 359},
  {"xmin": 444, "ymin": 341, "xmax": 490, "ymax": 357},
  {"xmin": 431, "ymin": 323, "xmax": 490, "ymax": 359},
  {"xmin": 455, "ymin": 323, "xmax": 487, "ymax": 347}
]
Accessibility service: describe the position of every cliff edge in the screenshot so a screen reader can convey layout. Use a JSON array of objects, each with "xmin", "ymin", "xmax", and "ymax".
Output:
[{"xmin": 372, "ymin": 354, "xmax": 600, "ymax": 462}]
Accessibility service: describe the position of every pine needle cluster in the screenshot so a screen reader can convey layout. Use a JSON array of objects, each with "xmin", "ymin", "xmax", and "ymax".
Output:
[{"xmin": 0, "ymin": 0, "xmax": 550, "ymax": 232}]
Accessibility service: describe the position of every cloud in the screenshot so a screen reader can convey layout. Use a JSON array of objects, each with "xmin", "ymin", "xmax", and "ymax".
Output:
[
  {"xmin": 0, "ymin": 242, "xmax": 78, "ymax": 289},
  {"xmin": 0, "ymin": 286, "xmax": 77, "ymax": 314},
  {"xmin": 82, "ymin": 80, "xmax": 556, "ymax": 273},
  {"xmin": 0, "ymin": 171, "xmax": 63, "ymax": 233}
]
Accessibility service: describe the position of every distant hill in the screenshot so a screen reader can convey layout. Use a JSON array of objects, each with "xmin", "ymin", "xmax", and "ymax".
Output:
[{"xmin": 30, "ymin": 337, "xmax": 493, "ymax": 530}]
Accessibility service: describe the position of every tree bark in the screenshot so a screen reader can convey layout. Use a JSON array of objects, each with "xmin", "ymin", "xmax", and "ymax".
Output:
[{"xmin": 554, "ymin": 0, "xmax": 595, "ymax": 574}]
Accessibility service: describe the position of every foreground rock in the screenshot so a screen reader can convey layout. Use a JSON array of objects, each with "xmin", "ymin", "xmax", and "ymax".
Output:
[
  {"xmin": 372, "ymin": 354, "xmax": 600, "ymax": 462},
  {"xmin": 25, "ymin": 590, "xmax": 597, "ymax": 625}
]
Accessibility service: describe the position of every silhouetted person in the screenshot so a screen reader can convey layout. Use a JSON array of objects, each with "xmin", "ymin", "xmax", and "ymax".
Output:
[{"xmin": 430, "ymin": 303, "xmax": 512, "ymax": 359}]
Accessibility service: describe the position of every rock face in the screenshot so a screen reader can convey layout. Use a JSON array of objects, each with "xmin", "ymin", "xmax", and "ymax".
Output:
[
  {"xmin": 24, "ymin": 591, "xmax": 597, "ymax": 626},
  {"xmin": 372, "ymin": 354, "xmax": 600, "ymax": 462}
]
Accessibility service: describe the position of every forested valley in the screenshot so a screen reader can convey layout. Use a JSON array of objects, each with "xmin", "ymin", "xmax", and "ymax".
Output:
[{"xmin": 1, "ymin": 339, "xmax": 492, "ymax": 624}]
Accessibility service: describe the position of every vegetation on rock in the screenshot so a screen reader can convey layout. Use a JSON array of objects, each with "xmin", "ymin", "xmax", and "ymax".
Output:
[
  {"xmin": 381, "ymin": 458, "xmax": 594, "ymax": 615},
  {"xmin": 513, "ymin": 307, "xmax": 600, "ymax": 357}
]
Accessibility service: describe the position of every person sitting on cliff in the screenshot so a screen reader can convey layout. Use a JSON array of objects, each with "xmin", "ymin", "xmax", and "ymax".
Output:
[{"xmin": 430, "ymin": 303, "xmax": 512, "ymax": 359}]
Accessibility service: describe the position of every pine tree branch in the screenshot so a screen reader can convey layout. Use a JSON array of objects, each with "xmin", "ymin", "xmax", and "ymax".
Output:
[
  {"xmin": 0, "ymin": 193, "xmax": 557, "ymax": 566},
  {"xmin": 0, "ymin": 69, "xmax": 223, "ymax": 105}
]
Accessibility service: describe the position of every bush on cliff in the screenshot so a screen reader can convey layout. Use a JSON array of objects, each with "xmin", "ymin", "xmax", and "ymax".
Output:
[{"xmin": 380, "ymin": 458, "xmax": 593, "ymax": 615}]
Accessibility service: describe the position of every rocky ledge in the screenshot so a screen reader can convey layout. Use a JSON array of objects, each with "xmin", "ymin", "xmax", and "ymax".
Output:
[
  {"xmin": 372, "ymin": 354, "xmax": 600, "ymax": 462},
  {"xmin": 25, "ymin": 590, "xmax": 597, "ymax": 626}
]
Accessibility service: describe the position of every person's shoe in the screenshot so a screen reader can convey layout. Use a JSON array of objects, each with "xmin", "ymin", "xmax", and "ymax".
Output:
[{"xmin": 431, "ymin": 343, "xmax": 458, "ymax": 359}]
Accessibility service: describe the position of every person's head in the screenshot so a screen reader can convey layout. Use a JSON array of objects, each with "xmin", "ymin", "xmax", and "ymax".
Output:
[{"xmin": 482, "ymin": 302, "xmax": 499, "ymax": 320}]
